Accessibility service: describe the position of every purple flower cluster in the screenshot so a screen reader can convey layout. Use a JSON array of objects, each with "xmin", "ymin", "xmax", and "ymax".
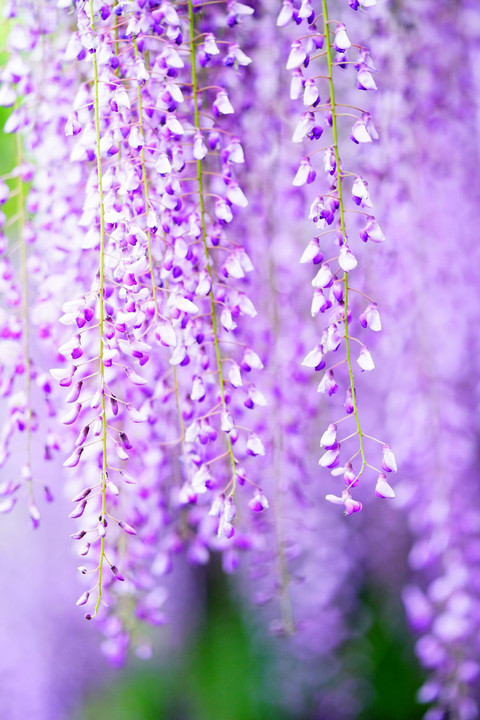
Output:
[
  {"xmin": 1, "ymin": 0, "xmax": 271, "ymax": 658},
  {"xmin": 278, "ymin": 0, "xmax": 396, "ymax": 513},
  {"xmin": 0, "ymin": 0, "xmax": 69, "ymax": 526},
  {"xmin": 4, "ymin": 1, "xmax": 480, "ymax": 718},
  {"xmin": 57, "ymin": 0, "xmax": 269, "ymax": 643},
  {"xmin": 359, "ymin": 1, "xmax": 480, "ymax": 717}
]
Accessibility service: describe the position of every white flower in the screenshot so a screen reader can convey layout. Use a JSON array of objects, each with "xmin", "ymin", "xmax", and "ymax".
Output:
[
  {"xmin": 339, "ymin": 245, "xmax": 358, "ymax": 272},
  {"xmin": 382, "ymin": 445, "xmax": 398, "ymax": 472},
  {"xmin": 226, "ymin": 183, "xmax": 248, "ymax": 207},
  {"xmin": 246, "ymin": 433, "xmax": 265, "ymax": 456},
  {"xmin": 357, "ymin": 347, "xmax": 375, "ymax": 371},
  {"xmin": 286, "ymin": 41, "xmax": 306, "ymax": 70},
  {"xmin": 375, "ymin": 474, "xmax": 396, "ymax": 499},
  {"xmin": 301, "ymin": 346, "xmax": 323, "ymax": 368},
  {"xmin": 312, "ymin": 263, "xmax": 333, "ymax": 289},
  {"xmin": 320, "ymin": 424, "xmax": 337, "ymax": 448},
  {"xmin": 334, "ymin": 24, "xmax": 351, "ymax": 51},
  {"xmin": 214, "ymin": 90, "xmax": 234, "ymax": 115}
]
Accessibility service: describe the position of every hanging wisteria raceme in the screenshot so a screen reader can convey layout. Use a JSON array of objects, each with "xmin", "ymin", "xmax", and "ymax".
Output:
[
  {"xmin": 31, "ymin": 0, "xmax": 262, "ymax": 648},
  {"xmin": 0, "ymin": 0, "xmax": 395, "ymax": 671},
  {"xmin": 0, "ymin": 0, "xmax": 263, "ymax": 650},
  {"xmin": 0, "ymin": 0, "xmax": 74, "ymax": 526},
  {"xmin": 278, "ymin": 0, "xmax": 397, "ymax": 516},
  {"xmin": 222, "ymin": 5, "xmax": 366, "ymax": 716},
  {"xmin": 8, "ymin": 2, "xmax": 480, "ymax": 718},
  {"xmin": 356, "ymin": 1, "xmax": 480, "ymax": 718},
  {"xmin": 4, "ymin": 0, "xmax": 266, "ymax": 647}
]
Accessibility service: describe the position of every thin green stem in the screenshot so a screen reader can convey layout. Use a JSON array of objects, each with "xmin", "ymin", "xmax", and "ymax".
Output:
[
  {"xmin": 321, "ymin": 0, "xmax": 366, "ymax": 478},
  {"xmin": 187, "ymin": 0, "xmax": 237, "ymax": 493},
  {"xmin": 132, "ymin": 35, "xmax": 157, "ymax": 320},
  {"xmin": 16, "ymin": 124, "xmax": 34, "ymax": 503},
  {"xmin": 89, "ymin": 0, "xmax": 108, "ymax": 617}
]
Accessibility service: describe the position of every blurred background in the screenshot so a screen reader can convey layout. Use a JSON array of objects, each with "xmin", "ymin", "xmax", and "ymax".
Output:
[{"xmin": 2, "ymin": 2, "xmax": 480, "ymax": 719}]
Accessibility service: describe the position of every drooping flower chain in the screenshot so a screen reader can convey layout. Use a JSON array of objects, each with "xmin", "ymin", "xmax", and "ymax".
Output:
[
  {"xmin": 279, "ymin": 0, "xmax": 396, "ymax": 513},
  {"xmin": 221, "ymin": 8, "xmax": 362, "ymax": 694},
  {"xmin": 42, "ymin": 0, "xmax": 264, "ymax": 628},
  {"xmin": 374, "ymin": 3, "xmax": 480, "ymax": 717},
  {"xmin": 0, "ymin": 1, "xmax": 70, "ymax": 525}
]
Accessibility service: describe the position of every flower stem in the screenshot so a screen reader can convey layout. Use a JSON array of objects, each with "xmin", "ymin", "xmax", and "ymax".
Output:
[
  {"xmin": 16, "ymin": 123, "xmax": 34, "ymax": 502},
  {"xmin": 321, "ymin": 0, "xmax": 366, "ymax": 478},
  {"xmin": 187, "ymin": 0, "xmax": 237, "ymax": 493},
  {"xmin": 89, "ymin": 0, "xmax": 108, "ymax": 617},
  {"xmin": 132, "ymin": 35, "xmax": 157, "ymax": 320}
]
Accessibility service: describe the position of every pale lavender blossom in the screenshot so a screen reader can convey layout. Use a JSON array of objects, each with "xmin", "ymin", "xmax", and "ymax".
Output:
[{"xmin": 5, "ymin": 2, "xmax": 480, "ymax": 718}]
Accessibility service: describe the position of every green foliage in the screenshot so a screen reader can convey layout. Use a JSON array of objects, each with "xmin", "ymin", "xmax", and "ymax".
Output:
[
  {"xmin": 80, "ymin": 572, "xmax": 427, "ymax": 720},
  {"xmin": 357, "ymin": 589, "xmax": 426, "ymax": 720},
  {"xmin": 80, "ymin": 564, "xmax": 292, "ymax": 720}
]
